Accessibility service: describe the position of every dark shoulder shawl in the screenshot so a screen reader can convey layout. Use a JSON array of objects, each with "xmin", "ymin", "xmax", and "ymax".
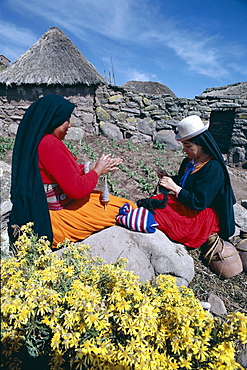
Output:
[
  {"xmin": 8, "ymin": 94, "xmax": 75, "ymax": 244},
  {"xmin": 190, "ymin": 130, "xmax": 236, "ymax": 239}
]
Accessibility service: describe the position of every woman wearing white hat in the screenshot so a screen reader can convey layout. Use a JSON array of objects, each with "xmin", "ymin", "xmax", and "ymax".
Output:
[{"xmin": 140, "ymin": 115, "xmax": 236, "ymax": 248}]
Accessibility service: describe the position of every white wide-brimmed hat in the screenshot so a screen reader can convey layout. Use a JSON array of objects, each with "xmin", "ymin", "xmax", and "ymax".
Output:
[{"xmin": 175, "ymin": 115, "xmax": 209, "ymax": 141}]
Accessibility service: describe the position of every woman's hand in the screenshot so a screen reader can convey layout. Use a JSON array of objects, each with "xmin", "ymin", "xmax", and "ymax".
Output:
[
  {"xmin": 93, "ymin": 154, "xmax": 123, "ymax": 176},
  {"xmin": 159, "ymin": 176, "xmax": 181, "ymax": 196},
  {"xmin": 157, "ymin": 168, "xmax": 169, "ymax": 178}
]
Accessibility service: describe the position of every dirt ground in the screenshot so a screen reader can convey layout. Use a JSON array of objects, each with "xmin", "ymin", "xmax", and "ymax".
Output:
[{"xmin": 2, "ymin": 134, "xmax": 247, "ymax": 314}]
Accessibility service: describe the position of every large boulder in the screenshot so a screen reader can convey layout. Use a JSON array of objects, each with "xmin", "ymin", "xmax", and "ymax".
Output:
[
  {"xmin": 99, "ymin": 121, "xmax": 123, "ymax": 140},
  {"xmin": 72, "ymin": 226, "xmax": 195, "ymax": 286},
  {"xmin": 0, "ymin": 161, "xmax": 11, "ymax": 204},
  {"xmin": 154, "ymin": 129, "xmax": 181, "ymax": 150}
]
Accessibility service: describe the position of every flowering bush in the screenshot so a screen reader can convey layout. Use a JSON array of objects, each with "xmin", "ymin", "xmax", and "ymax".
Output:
[{"xmin": 1, "ymin": 223, "xmax": 246, "ymax": 370}]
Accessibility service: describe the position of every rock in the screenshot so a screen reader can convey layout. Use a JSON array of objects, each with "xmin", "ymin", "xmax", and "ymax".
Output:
[
  {"xmin": 66, "ymin": 127, "xmax": 84, "ymax": 141},
  {"xmin": 96, "ymin": 106, "xmax": 110, "ymax": 122},
  {"xmin": 228, "ymin": 146, "xmax": 246, "ymax": 165},
  {"xmin": 109, "ymin": 94, "xmax": 123, "ymax": 103},
  {"xmin": 200, "ymin": 302, "xmax": 211, "ymax": 311},
  {"xmin": 1, "ymin": 200, "xmax": 12, "ymax": 222},
  {"xmin": 0, "ymin": 161, "xmax": 11, "ymax": 203},
  {"xmin": 241, "ymin": 200, "xmax": 247, "ymax": 210},
  {"xmin": 154, "ymin": 130, "xmax": 181, "ymax": 150},
  {"xmin": 130, "ymin": 133, "xmax": 152, "ymax": 144},
  {"xmin": 0, "ymin": 119, "xmax": 3, "ymax": 135},
  {"xmin": 234, "ymin": 203, "xmax": 247, "ymax": 231},
  {"xmin": 0, "ymin": 200, "xmax": 12, "ymax": 247},
  {"xmin": 70, "ymin": 116, "xmax": 83, "ymax": 126},
  {"xmin": 236, "ymin": 348, "xmax": 247, "ymax": 369},
  {"xmin": 137, "ymin": 117, "xmax": 155, "ymax": 136},
  {"xmin": 99, "ymin": 121, "xmax": 123, "ymax": 140},
  {"xmin": 207, "ymin": 293, "xmax": 227, "ymax": 316},
  {"xmin": 8, "ymin": 123, "xmax": 19, "ymax": 136},
  {"xmin": 71, "ymin": 226, "xmax": 195, "ymax": 286},
  {"xmin": 81, "ymin": 112, "xmax": 94, "ymax": 125}
]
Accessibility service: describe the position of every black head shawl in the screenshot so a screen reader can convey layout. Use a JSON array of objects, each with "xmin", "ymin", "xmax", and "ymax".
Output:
[
  {"xmin": 190, "ymin": 130, "xmax": 236, "ymax": 239},
  {"xmin": 8, "ymin": 94, "xmax": 76, "ymax": 244}
]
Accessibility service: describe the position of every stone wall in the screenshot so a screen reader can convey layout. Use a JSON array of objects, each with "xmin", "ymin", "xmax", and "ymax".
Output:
[
  {"xmin": 0, "ymin": 83, "xmax": 246, "ymax": 166},
  {"xmin": 94, "ymin": 85, "xmax": 247, "ymax": 166},
  {"xmin": 0, "ymin": 84, "xmax": 98, "ymax": 136}
]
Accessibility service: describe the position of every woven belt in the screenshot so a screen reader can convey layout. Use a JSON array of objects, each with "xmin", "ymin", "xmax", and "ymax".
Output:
[{"xmin": 44, "ymin": 183, "xmax": 75, "ymax": 210}]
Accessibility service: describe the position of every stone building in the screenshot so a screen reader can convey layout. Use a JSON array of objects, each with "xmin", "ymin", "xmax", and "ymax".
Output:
[
  {"xmin": 0, "ymin": 27, "xmax": 246, "ymax": 167},
  {"xmin": 0, "ymin": 27, "xmax": 106, "ymax": 136},
  {"xmin": 0, "ymin": 55, "xmax": 10, "ymax": 67}
]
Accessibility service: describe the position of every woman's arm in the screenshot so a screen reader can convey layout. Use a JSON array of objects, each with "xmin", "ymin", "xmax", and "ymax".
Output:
[
  {"xmin": 159, "ymin": 177, "xmax": 182, "ymax": 197},
  {"xmin": 38, "ymin": 135, "xmax": 98, "ymax": 199}
]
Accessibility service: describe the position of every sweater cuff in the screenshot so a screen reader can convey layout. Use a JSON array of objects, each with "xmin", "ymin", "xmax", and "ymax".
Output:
[
  {"xmin": 175, "ymin": 186, "xmax": 182, "ymax": 198},
  {"xmin": 84, "ymin": 161, "xmax": 92, "ymax": 174}
]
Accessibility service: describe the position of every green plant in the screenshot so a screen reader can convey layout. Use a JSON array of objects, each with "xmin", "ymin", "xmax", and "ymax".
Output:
[
  {"xmin": 1, "ymin": 224, "xmax": 246, "ymax": 369},
  {"xmin": 105, "ymin": 175, "xmax": 121, "ymax": 196},
  {"xmin": 129, "ymin": 170, "xmax": 138, "ymax": 179},
  {"xmin": 109, "ymin": 138, "xmax": 120, "ymax": 150},
  {"xmin": 118, "ymin": 163, "xmax": 129, "ymax": 173},
  {"xmin": 153, "ymin": 142, "xmax": 167, "ymax": 151},
  {"xmin": 153, "ymin": 156, "xmax": 166, "ymax": 167},
  {"xmin": 0, "ymin": 136, "xmax": 15, "ymax": 160},
  {"xmin": 127, "ymin": 141, "xmax": 137, "ymax": 152},
  {"xmin": 138, "ymin": 177, "xmax": 155, "ymax": 193},
  {"xmin": 79, "ymin": 140, "xmax": 98, "ymax": 161},
  {"xmin": 64, "ymin": 141, "xmax": 78, "ymax": 157}
]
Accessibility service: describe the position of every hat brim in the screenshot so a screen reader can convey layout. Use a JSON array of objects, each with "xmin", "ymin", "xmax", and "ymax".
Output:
[{"xmin": 175, "ymin": 123, "xmax": 209, "ymax": 141}]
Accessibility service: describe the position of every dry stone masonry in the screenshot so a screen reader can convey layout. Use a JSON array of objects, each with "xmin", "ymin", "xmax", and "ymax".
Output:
[{"xmin": 0, "ymin": 81, "xmax": 246, "ymax": 167}]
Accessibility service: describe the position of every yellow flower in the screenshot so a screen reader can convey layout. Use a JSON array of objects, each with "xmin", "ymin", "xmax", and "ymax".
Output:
[
  {"xmin": 42, "ymin": 316, "xmax": 51, "ymax": 326},
  {"xmin": 51, "ymin": 332, "xmax": 61, "ymax": 350},
  {"xmin": 63, "ymin": 310, "xmax": 80, "ymax": 329},
  {"xmin": 50, "ymin": 349, "xmax": 65, "ymax": 369},
  {"xmin": 193, "ymin": 342, "xmax": 209, "ymax": 362},
  {"xmin": 116, "ymin": 343, "xmax": 133, "ymax": 365},
  {"xmin": 179, "ymin": 356, "xmax": 192, "ymax": 369},
  {"xmin": 238, "ymin": 324, "xmax": 247, "ymax": 343},
  {"xmin": 62, "ymin": 332, "xmax": 80, "ymax": 349},
  {"xmin": 1, "ymin": 224, "xmax": 246, "ymax": 370},
  {"xmin": 115, "ymin": 300, "xmax": 131, "ymax": 312},
  {"xmin": 161, "ymin": 355, "xmax": 179, "ymax": 370}
]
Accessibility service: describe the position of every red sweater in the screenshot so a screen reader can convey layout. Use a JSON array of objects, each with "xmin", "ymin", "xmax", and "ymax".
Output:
[{"xmin": 38, "ymin": 135, "xmax": 98, "ymax": 199}]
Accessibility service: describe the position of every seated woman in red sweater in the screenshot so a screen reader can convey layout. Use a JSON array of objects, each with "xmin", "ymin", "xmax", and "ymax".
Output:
[{"xmin": 8, "ymin": 94, "xmax": 136, "ymax": 247}]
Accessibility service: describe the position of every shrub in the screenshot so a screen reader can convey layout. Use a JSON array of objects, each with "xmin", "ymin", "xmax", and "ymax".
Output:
[
  {"xmin": 0, "ymin": 136, "xmax": 15, "ymax": 160},
  {"xmin": 1, "ymin": 223, "xmax": 246, "ymax": 370}
]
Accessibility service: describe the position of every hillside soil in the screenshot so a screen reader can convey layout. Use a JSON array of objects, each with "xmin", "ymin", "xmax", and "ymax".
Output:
[{"xmin": 2, "ymin": 134, "xmax": 247, "ymax": 314}]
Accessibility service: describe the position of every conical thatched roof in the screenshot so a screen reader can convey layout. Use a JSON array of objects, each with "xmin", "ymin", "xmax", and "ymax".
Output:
[{"xmin": 0, "ymin": 27, "xmax": 106, "ymax": 86}]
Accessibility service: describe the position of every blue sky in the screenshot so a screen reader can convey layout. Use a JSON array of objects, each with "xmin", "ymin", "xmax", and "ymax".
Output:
[{"xmin": 1, "ymin": 0, "xmax": 247, "ymax": 98}]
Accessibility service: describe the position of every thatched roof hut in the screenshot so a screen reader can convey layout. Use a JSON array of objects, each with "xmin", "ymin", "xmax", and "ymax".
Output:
[{"xmin": 0, "ymin": 27, "xmax": 106, "ymax": 86}]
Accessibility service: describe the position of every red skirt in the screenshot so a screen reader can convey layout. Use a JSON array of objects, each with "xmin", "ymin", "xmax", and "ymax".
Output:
[{"xmin": 153, "ymin": 194, "xmax": 220, "ymax": 248}]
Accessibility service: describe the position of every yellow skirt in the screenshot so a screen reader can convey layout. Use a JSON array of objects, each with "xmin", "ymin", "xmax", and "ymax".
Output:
[{"xmin": 49, "ymin": 191, "xmax": 136, "ymax": 247}]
